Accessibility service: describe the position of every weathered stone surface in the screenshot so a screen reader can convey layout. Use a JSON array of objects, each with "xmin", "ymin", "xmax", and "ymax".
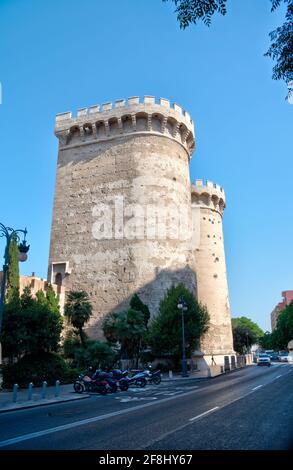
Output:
[
  {"xmin": 191, "ymin": 181, "xmax": 234, "ymax": 356},
  {"xmin": 49, "ymin": 96, "xmax": 234, "ymax": 357}
]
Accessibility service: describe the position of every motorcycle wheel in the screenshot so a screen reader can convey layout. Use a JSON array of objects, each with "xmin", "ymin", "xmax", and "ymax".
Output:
[
  {"xmin": 153, "ymin": 375, "xmax": 161, "ymax": 385},
  {"xmin": 74, "ymin": 382, "xmax": 84, "ymax": 394},
  {"xmin": 110, "ymin": 383, "xmax": 118, "ymax": 393},
  {"xmin": 97, "ymin": 384, "xmax": 107, "ymax": 395},
  {"xmin": 136, "ymin": 377, "xmax": 147, "ymax": 388},
  {"xmin": 119, "ymin": 380, "xmax": 129, "ymax": 392}
]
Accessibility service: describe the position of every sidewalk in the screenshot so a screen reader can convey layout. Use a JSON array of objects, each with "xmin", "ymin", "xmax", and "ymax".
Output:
[
  {"xmin": 161, "ymin": 371, "xmax": 210, "ymax": 381},
  {"xmin": 0, "ymin": 366, "xmax": 248, "ymax": 413},
  {"xmin": 0, "ymin": 383, "xmax": 89, "ymax": 414}
]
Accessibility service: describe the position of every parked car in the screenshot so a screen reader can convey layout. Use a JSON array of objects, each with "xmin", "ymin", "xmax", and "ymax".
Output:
[
  {"xmin": 278, "ymin": 352, "xmax": 289, "ymax": 362},
  {"xmin": 257, "ymin": 354, "xmax": 271, "ymax": 366},
  {"xmin": 268, "ymin": 352, "xmax": 279, "ymax": 361}
]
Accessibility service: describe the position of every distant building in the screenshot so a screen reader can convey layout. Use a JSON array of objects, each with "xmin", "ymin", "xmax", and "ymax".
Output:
[
  {"xmin": 0, "ymin": 272, "xmax": 66, "ymax": 313},
  {"xmin": 271, "ymin": 290, "xmax": 293, "ymax": 331}
]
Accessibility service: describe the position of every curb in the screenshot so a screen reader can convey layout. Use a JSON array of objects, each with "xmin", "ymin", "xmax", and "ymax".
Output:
[
  {"xmin": 0, "ymin": 393, "xmax": 90, "ymax": 414},
  {"xmin": 162, "ymin": 365, "xmax": 251, "ymax": 381},
  {"xmin": 161, "ymin": 376, "xmax": 208, "ymax": 382}
]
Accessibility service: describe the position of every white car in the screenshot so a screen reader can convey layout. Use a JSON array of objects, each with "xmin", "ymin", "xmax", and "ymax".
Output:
[
  {"xmin": 257, "ymin": 354, "xmax": 271, "ymax": 367},
  {"xmin": 278, "ymin": 353, "xmax": 289, "ymax": 362}
]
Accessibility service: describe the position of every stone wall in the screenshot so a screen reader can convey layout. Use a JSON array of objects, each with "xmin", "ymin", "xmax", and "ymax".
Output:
[
  {"xmin": 49, "ymin": 97, "xmax": 196, "ymax": 338},
  {"xmin": 49, "ymin": 95, "xmax": 234, "ymax": 358}
]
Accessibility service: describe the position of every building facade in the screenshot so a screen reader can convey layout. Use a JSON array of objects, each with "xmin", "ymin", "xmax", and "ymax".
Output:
[
  {"xmin": 49, "ymin": 96, "xmax": 234, "ymax": 366},
  {"xmin": 0, "ymin": 272, "xmax": 66, "ymax": 313},
  {"xmin": 271, "ymin": 290, "xmax": 293, "ymax": 331}
]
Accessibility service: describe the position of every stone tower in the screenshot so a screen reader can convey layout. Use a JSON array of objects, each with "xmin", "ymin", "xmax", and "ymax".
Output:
[
  {"xmin": 49, "ymin": 96, "xmax": 196, "ymax": 337},
  {"xmin": 191, "ymin": 180, "xmax": 234, "ymax": 364}
]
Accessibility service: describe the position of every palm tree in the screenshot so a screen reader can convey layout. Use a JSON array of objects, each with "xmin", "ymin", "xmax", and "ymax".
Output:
[{"xmin": 64, "ymin": 290, "xmax": 93, "ymax": 346}]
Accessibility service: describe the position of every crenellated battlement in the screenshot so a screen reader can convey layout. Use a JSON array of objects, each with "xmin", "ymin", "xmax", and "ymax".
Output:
[
  {"xmin": 55, "ymin": 96, "xmax": 195, "ymax": 158},
  {"xmin": 191, "ymin": 179, "xmax": 226, "ymax": 214}
]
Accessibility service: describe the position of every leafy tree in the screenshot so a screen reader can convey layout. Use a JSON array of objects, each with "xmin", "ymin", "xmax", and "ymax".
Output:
[
  {"xmin": 163, "ymin": 0, "xmax": 293, "ymax": 95},
  {"xmin": 232, "ymin": 325, "xmax": 256, "ymax": 355},
  {"xmin": 73, "ymin": 339, "xmax": 116, "ymax": 370},
  {"xmin": 265, "ymin": 0, "xmax": 293, "ymax": 90},
  {"xmin": 46, "ymin": 284, "xmax": 60, "ymax": 314},
  {"xmin": 20, "ymin": 286, "xmax": 35, "ymax": 310},
  {"xmin": 103, "ymin": 309, "xmax": 147, "ymax": 362},
  {"xmin": 1, "ymin": 291, "xmax": 63, "ymax": 360},
  {"xmin": 272, "ymin": 302, "xmax": 293, "ymax": 349},
  {"xmin": 148, "ymin": 284, "xmax": 209, "ymax": 363},
  {"xmin": 163, "ymin": 0, "xmax": 227, "ymax": 28},
  {"xmin": 232, "ymin": 317, "xmax": 264, "ymax": 354},
  {"xmin": 6, "ymin": 234, "xmax": 20, "ymax": 305},
  {"xmin": 130, "ymin": 293, "xmax": 150, "ymax": 328},
  {"xmin": 35, "ymin": 289, "xmax": 46, "ymax": 306},
  {"xmin": 259, "ymin": 331, "xmax": 275, "ymax": 350},
  {"xmin": 62, "ymin": 330, "xmax": 82, "ymax": 359},
  {"xmin": 64, "ymin": 290, "xmax": 93, "ymax": 346},
  {"xmin": 0, "ymin": 301, "xmax": 26, "ymax": 361},
  {"xmin": 232, "ymin": 317, "xmax": 264, "ymax": 342},
  {"xmin": 20, "ymin": 300, "xmax": 63, "ymax": 355}
]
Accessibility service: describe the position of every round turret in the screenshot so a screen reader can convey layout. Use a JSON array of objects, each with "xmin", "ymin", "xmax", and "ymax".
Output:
[
  {"xmin": 191, "ymin": 179, "xmax": 234, "ymax": 359},
  {"xmin": 191, "ymin": 179, "xmax": 225, "ymax": 215},
  {"xmin": 55, "ymin": 95, "xmax": 195, "ymax": 158}
]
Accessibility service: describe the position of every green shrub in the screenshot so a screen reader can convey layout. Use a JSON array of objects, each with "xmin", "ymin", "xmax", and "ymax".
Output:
[
  {"xmin": 2, "ymin": 352, "xmax": 79, "ymax": 389},
  {"xmin": 72, "ymin": 339, "xmax": 116, "ymax": 370}
]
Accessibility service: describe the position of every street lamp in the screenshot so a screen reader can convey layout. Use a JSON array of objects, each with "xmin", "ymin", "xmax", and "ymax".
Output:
[
  {"xmin": 177, "ymin": 295, "xmax": 189, "ymax": 377},
  {"xmin": 245, "ymin": 331, "xmax": 249, "ymax": 353},
  {"xmin": 0, "ymin": 223, "xmax": 30, "ymax": 334}
]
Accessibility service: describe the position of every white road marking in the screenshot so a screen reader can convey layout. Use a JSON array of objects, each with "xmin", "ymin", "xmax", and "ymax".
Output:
[
  {"xmin": 119, "ymin": 397, "xmax": 158, "ymax": 403},
  {"xmin": 0, "ymin": 387, "xmax": 202, "ymax": 448},
  {"xmin": 276, "ymin": 375, "xmax": 282, "ymax": 379},
  {"xmin": 141, "ymin": 368, "xmax": 293, "ymax": 449},
  {"xmin": 252, "ymin": 385, "xmax": 263, "ymax": 391},
  {"xmin": 2, "ymin": 366, "xmax": 292, "ymax": 449},
  {"xmin": 189, "ymin": 407, "xmax": 219, "ymax": 422}
]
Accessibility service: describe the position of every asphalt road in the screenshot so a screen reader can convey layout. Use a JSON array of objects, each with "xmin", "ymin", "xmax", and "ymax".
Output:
[{"xmin": 0, "ymin": 363, "xmax": 292, "ymax": 450}]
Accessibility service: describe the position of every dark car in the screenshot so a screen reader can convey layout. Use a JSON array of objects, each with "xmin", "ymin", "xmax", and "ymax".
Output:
[{"xmin": 269, "ymin": 352, "xmax": 279, "ymax": 361}]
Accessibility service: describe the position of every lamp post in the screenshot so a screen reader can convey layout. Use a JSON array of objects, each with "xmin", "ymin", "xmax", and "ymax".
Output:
[
  {"xmin": 245, "ymin": 331, "xmax": 250, "ymax": 354},
  {"xmin": 177, "ymin": 296, "xmax": 189, "ymax": 377},
  {"xmin": 0, "ymin": 223, "xmax": 30, "ymax": 335}
]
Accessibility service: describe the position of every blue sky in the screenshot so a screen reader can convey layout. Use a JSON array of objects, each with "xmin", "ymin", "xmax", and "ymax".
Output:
[{"xmin": 0, "ymin": 0, "xmax": 292, "ymax": 331}]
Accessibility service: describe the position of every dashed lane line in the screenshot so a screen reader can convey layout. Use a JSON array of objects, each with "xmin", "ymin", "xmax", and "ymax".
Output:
[
  {"xmin": 0, "ymin": 387, "xmax": 203, "ymax": 448},
  {"xmin": 2, "ymin": 369, "xmax": 292, "ymax": 449},
  {"xmin": 252, "ymin": 385, "xmax": 263, "ymax": 391},
  {"xmin": 189, "ymin": 407, "xmax": 219, "ymax": 422}
]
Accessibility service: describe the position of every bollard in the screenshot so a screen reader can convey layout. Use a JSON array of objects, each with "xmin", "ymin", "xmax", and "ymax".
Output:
[
  {"xmin": 12, "ymin": 384, "xmax": 19, "ymax": 403},
  {"xmin": 168, "ymin": 370, "xmax": 173, "ymax": 379},
  {"xmin": 41, "ymin": 381, "xmax": 47, "ymax": 399},
  {"xmin": 55, "ymin": 380, "xmax": 60, "ymax": 397},
  {"xmin": 27, "ymin": 382, "xmax": 33, "ymax": 400}
]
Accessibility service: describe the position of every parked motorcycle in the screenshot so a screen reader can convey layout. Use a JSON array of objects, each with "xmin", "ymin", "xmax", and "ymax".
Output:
[
  {"xmin": 92, "ymin": 370, "xmax": 118, "ymax": 393},
  {"xmin": 143, "ymin": 369, "xmax": 161, "ymax": 385},
  {"xmin": 73, "ymin": 373, "xmax": 107, "ymax": 395},
  {"xmin": 125, "ymin": 370, "xmax": 147, "ymax": 388},
  {"xmin": 110, "ymin": 369, "xmax": 129, "ymax": 391}
]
